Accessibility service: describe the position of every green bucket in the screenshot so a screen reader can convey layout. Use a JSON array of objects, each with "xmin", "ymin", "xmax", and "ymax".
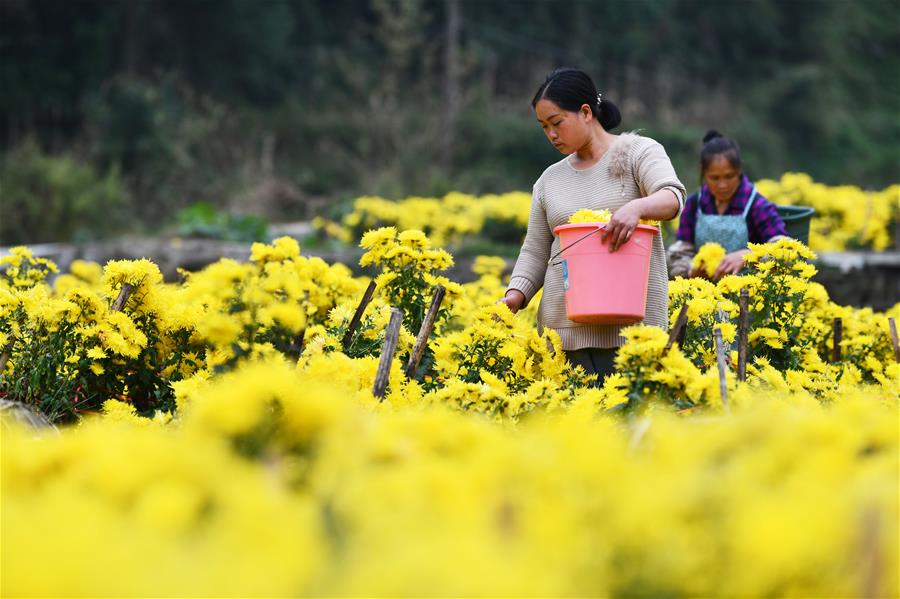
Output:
[{"xmin": 775, "ymin": 205, "xmax": 815, "ymax": 246}]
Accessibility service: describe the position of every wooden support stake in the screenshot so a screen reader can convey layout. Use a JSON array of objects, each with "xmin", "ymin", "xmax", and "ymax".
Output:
[
  {"xmin": 405, "ymin": 285, "xmax": 445, "ymax": 378},
  {"xmin": 662, "ymin": 303, "xmax": 689, "ymax": 357},
  {"xmin": 716, "ymin": 304, "xmax": 729, "ymax": 324},
  {"xmin": 888, "ymin": 317, "xmax": 900, "ymax": 363},
  {"xmin": 714, "ymin": 326, "xmax": 730, "ymax": 413},
  {"xmin": 715, "ymin": 302, "xmax": 734, "ymax": 368},
  {"xmin": 111, "ymin": 283, "xmax": 134, "ymax": 312},
  {"xmin": 373, "ymin": 308, "xmax": 403, "ymax": 399},
  {"xmin": 342, "ymin": 280, "xmax": 377, "ymax": 351},
  {"xmin": 737, "ymin": 288, "xmax": 749, "ymax": 382},
  {"xmin": 289, "ymin": 329, "xmax": 306, "ymax": 358},
  {"xmin": 0, "ymin": 350, "xmax": 9, "ymax": 374},
  {"xmin": 832, "ymin": 317, "xmax": 843, "ymax": 363}
]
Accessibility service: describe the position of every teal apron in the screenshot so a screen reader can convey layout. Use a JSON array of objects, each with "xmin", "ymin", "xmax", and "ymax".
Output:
[{"xmin": 694, "ymin": 187, "xmax": 758, "ymax": 253}]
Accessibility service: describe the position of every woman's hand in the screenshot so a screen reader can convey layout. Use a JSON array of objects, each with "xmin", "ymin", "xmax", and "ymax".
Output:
[
  {"xmin": 498, "ymin": 289, "xmax": 526, "ymax": 314},
  {"xmin": 712, "ymin": 249, "xmax": 750, "ymax": 280},
  {"xmin": 603, "ymin": 201, "xmax": 643, "ymax": 252}
]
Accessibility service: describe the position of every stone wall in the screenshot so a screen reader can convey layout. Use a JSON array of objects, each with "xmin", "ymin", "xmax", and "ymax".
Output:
[{"xmin": 813, "ymin": 252, "xmax": 900, "ymax": 311}]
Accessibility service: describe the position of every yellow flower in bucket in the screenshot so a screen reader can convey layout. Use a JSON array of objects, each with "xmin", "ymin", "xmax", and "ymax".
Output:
[
  {"xmin": 568, "ymin": 209, "xmax": 613, "ymax": 224},
  {"xmin": 567, "ymin": 209, "xmax": 659, "ymax": 226}
]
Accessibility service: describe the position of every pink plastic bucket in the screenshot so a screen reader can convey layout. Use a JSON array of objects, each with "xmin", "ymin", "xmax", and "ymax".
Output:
[{"xmin": 551, "ymin": 222, "xmax": 657, "ymax": 325}]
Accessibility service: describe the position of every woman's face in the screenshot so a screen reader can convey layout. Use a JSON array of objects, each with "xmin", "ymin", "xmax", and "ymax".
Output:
[
  {"xmin": 535, "ymin": 99, "xmax": 591, "ymax": 154},
  {"xmin": 703, "ymin": 156, "xmax": 741, "ymax": 203}
]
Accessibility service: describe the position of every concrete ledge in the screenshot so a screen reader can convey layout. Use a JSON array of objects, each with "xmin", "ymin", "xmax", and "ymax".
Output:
[
  {"xmin": 816, "ymin": 251, "xmax": 900, "ymax": 273},
  {"xmin": 813, "ymin": 251, "xmax": 900, "ymax": 311}
]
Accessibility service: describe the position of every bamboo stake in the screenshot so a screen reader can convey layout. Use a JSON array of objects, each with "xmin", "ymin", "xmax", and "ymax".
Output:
[
  {"xmin": 662, "ymin": 303, "xmax": 689, "ymax": 357},
  {"xmin": 737, "ymin": 288, "xmax": 749, "ymax": 381},
  {"xmin": 716, "ymin": 304, "xmax": 729, "ymax": 324},
  {"xmin": 715, "ymin": 302, "xmax": 735, "ymax": 368},
  {"xmin": 888, "ymin": 317, "xmax": 900, "ymax": 363},
  {"xmin": 373, "ymin": 308, "xmax": 403, "ymax": 399},
  {"xmin": 405, "ymin": 285, "xmax": 445, "ymax": 378},
  {"xmin": 342, "ymin": 280, "xmax": 377, "ymax": 351},
  {"xmin": 832, "ymin": 317, "xmax": 842, "ymax": 363},
  {"xmin": 714, "ymin": 326, "xmax": 730, "ymax": 413},
  {"xmin": 111, "ymin": 283, "xmax": 134, "ymax": 312}
]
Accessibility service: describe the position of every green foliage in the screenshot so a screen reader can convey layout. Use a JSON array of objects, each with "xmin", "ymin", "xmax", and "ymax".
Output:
[
  {"xmin": 176, "ymin": 202, "xmax": 269, "ymax": 242},
  {"xmin": 0, "ymin": 143, "xmax": 128, "ymax": 244},
  {"xmin": 86, "ymin": 76, "xmax": 187, "ymax": 174},
  {"xmin": 1, "ymin": 0, "xmax": 898, "ymax": 246}
]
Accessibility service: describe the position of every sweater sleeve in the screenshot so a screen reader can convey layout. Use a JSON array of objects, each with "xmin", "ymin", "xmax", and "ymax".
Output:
[
  {"xmin": 633, "ymin": 139, "xmax": 686, "ymax": 219},
  {"xmin": 666, "ymin": 239, "xmax": 695, "ymax": 279},
  {"xmin": 507, "ymin": 178, "xmax": 552, "ymax": 308}
]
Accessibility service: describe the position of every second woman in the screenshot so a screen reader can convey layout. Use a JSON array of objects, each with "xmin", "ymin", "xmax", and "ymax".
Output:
[{"xmin": 667, "ymin": 130, "xmax": 789, "ymax": 279}]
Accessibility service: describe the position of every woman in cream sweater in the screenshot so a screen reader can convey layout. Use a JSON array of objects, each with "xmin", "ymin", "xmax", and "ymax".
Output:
[{"xmin": 500, "ymin": 68, "xmax": 686, "ymax": 383}]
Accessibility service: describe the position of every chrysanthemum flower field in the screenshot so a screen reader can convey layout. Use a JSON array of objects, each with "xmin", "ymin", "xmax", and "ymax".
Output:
[
  {"xmin": 317, "ymin": 174, "xmax": 900, "ymax": 252},
  {"xmin": 1, "ymin": 228, "xmax": 898, "ymax": 597}
]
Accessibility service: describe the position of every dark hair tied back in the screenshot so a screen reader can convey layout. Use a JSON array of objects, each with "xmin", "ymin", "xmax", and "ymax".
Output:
[
  {"xmin": 532, "ymin": 68, "xmax": 622, "ymax": 131},
  {"xmin": 702, "ymin": 129, "xmax": 723, "ymax": 144},
  {"xmin": 700, "ymin": 129, "xmax": 742, "ymax": 174}
]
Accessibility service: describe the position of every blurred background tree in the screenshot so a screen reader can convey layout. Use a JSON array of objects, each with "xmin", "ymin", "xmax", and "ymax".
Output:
[{"xmin": 1, "ymin": 0, "xmax": 898, "ymax": 244}]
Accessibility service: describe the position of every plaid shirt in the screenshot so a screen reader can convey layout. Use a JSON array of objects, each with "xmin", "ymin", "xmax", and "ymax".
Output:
[{"xmin": 676, "ymin": 174, "xmax": 787, "ymax": 245}]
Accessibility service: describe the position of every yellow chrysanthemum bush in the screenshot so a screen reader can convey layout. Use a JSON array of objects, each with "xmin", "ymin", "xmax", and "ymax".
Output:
[
  {"xmin": 182, "ymin": 236, "xmax": 364, "ymax": 372},
  {"xmin": 756, "ymin": 173, "xmax": 899, "ymax": 251},
  {"xmin": 602, "ymin": 324, "xmax": 721, "ymax": 413},
  {"xmin": 4, "ymin": 359, "xmax": 897, "ymax": 597},
  {"xmin": 321, "ymin": 175, "xmax": 898, "ymax": 253},
  {"xmin": 0, "ymin": 247, "xmax": 60, "ymax": 375},
  {"xmin": 0, "ymin": 253, "xmax": 206, "ymax": 422},
  {"xmin": 672, "ymin": 240, "xmax": 817, "ymax": 372},
  {"xmin": 1, "ymin": 409, "xmax": 327, "ymax": 597},
  {"xmin": 315, "ymin": 191, "xmax": 532, "ymax": 247},
  {"xmin": 52, "ymin": 258, "xmax": 103, "ymax": 294},
  {"xmin": 0, "ymin": 245, "xmax": 59, "ymax": 289},
  {"xmin": 301, "ymin": 299, "xmax": 419, "ymax": 363},
  {"xmin": 338, "ymin": 193, "xmax": 483, "ymax": 247},
  {"xmin": 358, "ymin": 227, "xmax": 460, "ymax": 333},
  {"xmin": 426, "ymin": 304, "xmax": 594, "ymax": 417},
  {"xmin": 720, "ymin": 239, "xmax": 897, "ymax": 393},
  {"xmin": 3, "ymin": 224, "xmax": 900, "ymax": 596},
  {"xmin": 668, "ymin": 276, "xmax": 738, "ymax": 369},
  {"xmin": 668, "ymin": 238, "xmax": 899, "ymax": 400},
  {"xmin": 721, "ymin": 238, "xmax": 819, "ymax": 371},
  {"xmin": 347, "ymin": 227, "xmax": 464, "ymax": 377},
  {"xmin": 480, "ymin": 191, "xmax": 532, "ymax": 243},
  {"xmin": 461, "ymin": 255, "xmax": 509, "ymax": 310},
  {"xmin": 799, "ymin": 300, "xmax": 900, "ymax": 391}
]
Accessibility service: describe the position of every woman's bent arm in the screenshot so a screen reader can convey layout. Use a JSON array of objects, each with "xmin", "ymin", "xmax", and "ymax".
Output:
[
  {"xmin": 604, "ymin": 189, "xmax": 681, "ymax": 251},
  {"xmin": 506, "ymin": 181, "xmax": 553, "ymax": 308}
]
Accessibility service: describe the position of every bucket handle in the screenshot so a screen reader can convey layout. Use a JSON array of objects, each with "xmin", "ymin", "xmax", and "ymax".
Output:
[{"xmin": 549, "ymin": 224, "xmax": 648, "ymax": 266}]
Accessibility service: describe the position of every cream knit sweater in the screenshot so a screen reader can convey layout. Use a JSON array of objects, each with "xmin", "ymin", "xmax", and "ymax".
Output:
[{"xmin": 507, "ymin": 133, "xmax": 686, "ymax": 350}]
